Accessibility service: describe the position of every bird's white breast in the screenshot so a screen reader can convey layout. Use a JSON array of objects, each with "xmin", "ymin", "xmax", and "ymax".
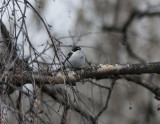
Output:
[{"xmin": 65, "ymin": 50, "xmax": 85, "ymax": 68}]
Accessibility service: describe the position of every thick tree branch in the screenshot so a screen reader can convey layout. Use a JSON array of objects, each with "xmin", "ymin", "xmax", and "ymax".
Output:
[
  {"xmin": 0, "ymin": 19, "xmax": 12, "ymax": 51},
  {"xmin": 0, "ymin": 19, "xmax": 31, "ymax": 71},
  {"xmin": 0, "ymin": 19, "xmax": 18, "ymax": 57},
  {"xmin": 2, "ymin": 62, "xmax": 160, "ymax": 86}
]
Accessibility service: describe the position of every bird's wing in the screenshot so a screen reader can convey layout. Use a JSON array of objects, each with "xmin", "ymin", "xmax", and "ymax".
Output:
[{"xmin": 63, "ymin": 51, "xmax": 73, "ymax": 63}]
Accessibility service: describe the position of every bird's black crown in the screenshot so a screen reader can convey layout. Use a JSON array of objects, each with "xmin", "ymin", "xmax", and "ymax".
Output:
[{"xmin": 72, "ymin": 46, "xmax": 81, "ymax": 52}]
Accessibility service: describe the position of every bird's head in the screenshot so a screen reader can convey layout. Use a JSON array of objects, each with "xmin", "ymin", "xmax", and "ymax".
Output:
[{"xmin": 72, "ymin": 46, "xmax": 81, "ymax": 52}]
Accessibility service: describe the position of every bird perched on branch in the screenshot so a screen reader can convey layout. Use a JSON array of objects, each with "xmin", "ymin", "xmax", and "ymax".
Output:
[{"xmin": 63, "ymin": 46, "xmax": 86, "ymax": 69}]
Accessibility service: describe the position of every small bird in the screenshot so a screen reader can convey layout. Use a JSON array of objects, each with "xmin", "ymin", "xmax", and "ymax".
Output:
[{"xmin": 64, "ymin": 46, "xmax": 86, "ymax": 69}]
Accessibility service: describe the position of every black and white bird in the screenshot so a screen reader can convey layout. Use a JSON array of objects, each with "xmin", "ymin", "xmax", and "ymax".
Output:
[{"xmin": 63, "ymin": 46, "xmax": 86, "ymax": 69}]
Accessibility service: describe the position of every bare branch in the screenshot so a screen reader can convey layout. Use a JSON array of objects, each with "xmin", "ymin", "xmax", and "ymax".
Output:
[
  {"xmin": 94, "ymin": 79, "xmax": 115, "ymax": 122},
  {"xmin": 123, "ymin": 75, "xmax": 160, "ymax": 100},
  {"xmin": 42, "ymin": 86, "xmax": 96, "ymax": 124}
]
